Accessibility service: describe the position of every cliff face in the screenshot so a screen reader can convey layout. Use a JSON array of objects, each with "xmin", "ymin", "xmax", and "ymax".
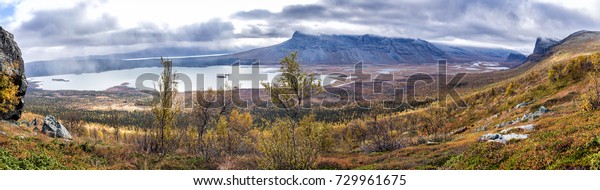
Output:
[
  {"xmin": 0, "ymin": 27, "xmax": 27, "ymax": 120},
  {"xmin": 532, "ymin": 37, "xmax": 560, "ymax": 55}
]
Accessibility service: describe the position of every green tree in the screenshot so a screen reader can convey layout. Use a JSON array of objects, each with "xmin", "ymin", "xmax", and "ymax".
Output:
[
  {"xmin": 150, "ymin": 58, "xmax": 179, "ymax": 155},
  {"xmin": 262, "ymin": 51, "xmax": 323, "ymax": 145},
  {"xmin": 259, "ymin": 51, "xmax": 324, "ymax": 169}
]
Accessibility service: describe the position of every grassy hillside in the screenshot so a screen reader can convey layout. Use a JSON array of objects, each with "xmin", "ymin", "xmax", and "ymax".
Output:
[
  {"xmin": 325, "ymin": 31, "xmax": 600, "ymax": 169},
  {"xmin": 0, "ymin": 112, "xmax": 214, "ymax": 170}
]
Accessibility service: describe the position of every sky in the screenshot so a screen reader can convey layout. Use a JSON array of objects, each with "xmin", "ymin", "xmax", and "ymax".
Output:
[{"xmin": 1, "ymin": 0, "xmax": 599, "ymax": 62}]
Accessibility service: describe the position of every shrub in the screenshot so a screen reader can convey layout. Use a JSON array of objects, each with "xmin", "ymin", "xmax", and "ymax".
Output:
[
  {"xmin": 505, "ymin": 82, "xmax": 515, "ymax": 95},
  {"xmin": 445, "ymin": 142, "xmax": 507, "ymax": 169},
  {"xmin": 590, "ymin": 152, "xmax": 600, "ymax": 170},
  {"xmin": 547, "ymin": 66, "xmax": 558, "ymax": 81},
  {"xmin": 592, "ymin": 53, "xmax": 600, "ymax": 72},
  {"xmin": 579, "ymin": 90, "xmax": 600, "ymax": 112},
  {"xmin": 0, "ymin": 148, "xmax": 65, "ymax": 170},
  {"xmin": 0, "ymin": 75, "xmax": 19, "ymax": 113},
  {"xmin": 363, "ymin": 117, "xmax": 404, "ymax": 152},
  {"xmin": 257, "ymin": 115, "xmax": 323, "ymax": 169}
]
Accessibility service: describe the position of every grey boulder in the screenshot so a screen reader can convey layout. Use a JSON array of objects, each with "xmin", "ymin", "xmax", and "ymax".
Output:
[{"xmin": 41, "ymin": 115, "xmax": 72, "ymax": 139}]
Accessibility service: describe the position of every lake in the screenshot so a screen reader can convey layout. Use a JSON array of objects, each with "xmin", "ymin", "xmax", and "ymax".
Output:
[
  {"xmin": 28, "ymin": 65, "xmax": 283, "ymax": 91},
  {"xmin": 28, "ymin": 63, "xmax": 509, "ymax": 91}
]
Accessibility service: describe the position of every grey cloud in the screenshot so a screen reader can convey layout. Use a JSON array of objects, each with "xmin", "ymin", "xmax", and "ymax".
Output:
[
  {"xmin": 231, "ymin": 0, "xmax": 600, "ymax": 52},
  {"xmin": 17, "ymin": 4, "xmax": 236, "ymax": 47},
  {"xmin": 177, "ymin": 19, "xmax": 235, "ymax": 41},
  {"xmin": 233, "ymin": 9, "xmax": 273, "ymax": 19},
  {"xmin": 64, "ymin": 19, "xmax": 235, "ymax": 46},
  {"xmin": 232, "ymin": 5, "xmax": 328, "ymax": 20},
  {"xmin": 235, "ymin": 25, "xmax": 289, "ymax": 38},
  {"xmin": 528, "ymin": 3, "xmax": 597, "ymax": 28},
  {"xmin": 19, "ymin": 3, "xmax": 118, "ymax": 37},
  {"xmin": 280, "ymin": 4, "xmax": 327, "ymax": 18}
]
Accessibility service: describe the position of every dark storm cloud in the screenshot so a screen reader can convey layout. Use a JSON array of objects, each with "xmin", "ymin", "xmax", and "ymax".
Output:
[
  {"xmin": 280, "ymin": 4, "xmax": 327, "ymax": 18},
  {"xmin": 17, "ymin": 5, "xmax": 235, "ymax": 47},
  {"xmin": 232, "ymin": 0, "xmax": 600, "ymax": 50}
]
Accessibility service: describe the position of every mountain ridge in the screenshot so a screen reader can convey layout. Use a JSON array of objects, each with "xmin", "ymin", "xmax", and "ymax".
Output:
[{"xmin": 227, "ymin": 31, "xmax": 524, "ymax": 64}]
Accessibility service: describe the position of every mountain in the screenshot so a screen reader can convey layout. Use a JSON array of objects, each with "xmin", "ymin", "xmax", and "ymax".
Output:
[
  {"xmin": 227, "ymin": 31, "xmax": 524, "ymax": 64},
  {"xmin": 532, "ymin": 37, "xmax": 560, "ymax": 54},
  {"xmin": 25, "ymin": 32, "xmax": 525, "ymax": 77},
  {"xmin": 505, "ymin": 53, "xmax": 527, "ymax": 63},
  {"xmin": 526, "ymin": 30, "xmax": 600, "ymax": 62}
]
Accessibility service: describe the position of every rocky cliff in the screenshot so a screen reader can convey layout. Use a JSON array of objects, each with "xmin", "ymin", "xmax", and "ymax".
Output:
[
  {"xmin": 0, "ymin": 27, "xmax": 27, "ymax": 120},
  {"xmin": 532, "ymin": 37, "xmax": 560, "ymax": 55}
]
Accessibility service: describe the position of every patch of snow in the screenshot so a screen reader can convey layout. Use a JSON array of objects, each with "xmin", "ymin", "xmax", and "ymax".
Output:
[
  {"xmin": 481, "ymin": 62, "xmax": 500, "ymax": 67},
  {"xmin": 485, "ymin": 67, "xmax": 510, "ymax": 70}
]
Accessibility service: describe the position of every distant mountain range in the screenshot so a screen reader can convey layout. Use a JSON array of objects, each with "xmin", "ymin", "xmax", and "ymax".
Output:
[{"xmin": 26, "ymin": 32, "xmax": 526, "ymax": 77}]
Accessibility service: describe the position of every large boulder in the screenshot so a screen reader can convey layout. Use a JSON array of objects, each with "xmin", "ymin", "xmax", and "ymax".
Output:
[
  {"xmin": 41, "ymin": 115, "xmax": 72, "ymax": 139},
  {"xmin": 0, "ymin": 27, "xmax": 27, "ymax": 120},
  {"xmin": 478, "ymin": 133, "xmax": 528, "ymax": 144}
]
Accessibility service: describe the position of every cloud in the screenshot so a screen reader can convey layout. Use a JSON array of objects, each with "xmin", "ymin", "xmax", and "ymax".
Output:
[
  {"xmin": 177, "ymin": 20, "xmax": 235, "ymax": 42},
  {"xmin": 5, "ymin": 0, "xmax": 600, "ymax": 61},
  {"xmin": 231, "ymin": 0, "xmax": 600, "ymax": 52},
  {"xmin": 19, "ymin": 3, "xmax": 118, "ymax": 37},
  {"xmin": 279, "ymin": 4, "xmax": 327, "ymax": 18},
  {"xmin": 233, "ymin": 9, "xmax": 273, "ymax": 20},
  {"xmin": 15, "ymin": 3, "xmax": 235, "ymax": 47}
]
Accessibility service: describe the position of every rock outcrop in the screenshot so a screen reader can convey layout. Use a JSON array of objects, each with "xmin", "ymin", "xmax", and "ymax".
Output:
[
  {"xmin": 41, "ymin": 115, "xmax": 72, "ymax": 139},
  {"xmin": 505, "ymin": 53, "xmax": 527, "ymax": 63},
  {"xmin": 0, "ymin": 27, "xmax": 27, "ymax": 120},
  {"xmin": 478, "ymin": 133, "xmax": 528, "ymax": 143},
  {"xmin": 532, "ymin": 37, "xmax": 560, "ymax": 55}
]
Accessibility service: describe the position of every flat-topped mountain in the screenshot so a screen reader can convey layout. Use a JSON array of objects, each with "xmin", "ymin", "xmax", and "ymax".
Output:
[{"xmin": 228, "ymin": 31, "xmax": 524, "ymax": 64}]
